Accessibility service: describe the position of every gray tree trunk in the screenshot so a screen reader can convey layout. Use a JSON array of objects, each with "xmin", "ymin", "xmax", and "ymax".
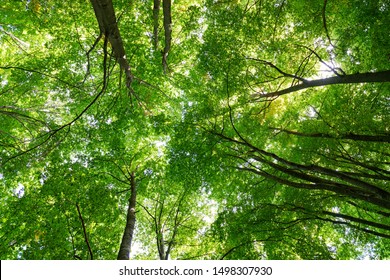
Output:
[{"xmin": 117, "ymin": 172, "xmax": 137, "ymax": 260}]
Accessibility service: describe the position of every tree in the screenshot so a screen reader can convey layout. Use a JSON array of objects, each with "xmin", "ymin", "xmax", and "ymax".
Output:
[
  {"xmin": 1, "ymin": 0, "xmax": 389, "ymax": 260},
  {"xmin": 184, "ymin": 0, "xmax": 390, "ymax": 259}
]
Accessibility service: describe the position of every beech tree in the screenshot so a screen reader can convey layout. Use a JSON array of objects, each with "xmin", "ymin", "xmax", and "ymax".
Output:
[{"xmin": 1, "ymin": 0, "xmax": 389, "ymax": 260}]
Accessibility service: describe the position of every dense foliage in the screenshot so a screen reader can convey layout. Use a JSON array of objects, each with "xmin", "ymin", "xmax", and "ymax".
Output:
[{"xmin": 1, "ymin": 0, "xmax": 389, "ymax": 260}]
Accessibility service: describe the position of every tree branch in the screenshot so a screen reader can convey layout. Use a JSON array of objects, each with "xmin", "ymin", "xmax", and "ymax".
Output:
[
  {"xmin": 251, "ymin": 70, "xmax": 390, "ymax": 99},
  {"xmin": 270, "ymin": 127, "xmax": 390, "ymax": 143},
  {"xmin": 322, "ymin": 0, "xmax": 336, "ymax": 49},
  {"xmin": 76, "ymin": 203, "xmax": 93, "ymax": 260}
]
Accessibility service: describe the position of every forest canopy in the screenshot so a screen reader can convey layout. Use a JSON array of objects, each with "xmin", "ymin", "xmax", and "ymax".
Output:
[{"xmin": 0, "ymin": 0, "xmax": 389, "ymax": 260}]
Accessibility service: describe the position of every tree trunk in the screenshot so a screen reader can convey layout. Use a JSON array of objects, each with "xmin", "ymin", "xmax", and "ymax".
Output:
[
  {"xmin": 153, "ymin": 0, "xmax": 161, "ymax": 49},
  {"xmin": 162, "ymin": 0, "xmax": 172, "ymax": 73},
  {"xmin": 117, "ymin": 172, "xmax": 137, "ymax": 260},
  {"xmin": 252, "ymin": 70, "xmax": 390, "ymax": 99},
  {"xmin": 89, "ymin": 0, "xmax": 133, "ymax": 87}
]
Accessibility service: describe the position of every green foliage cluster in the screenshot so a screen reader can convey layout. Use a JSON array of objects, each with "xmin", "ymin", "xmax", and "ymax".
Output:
[{"xmin": 0, "ymin": 0, "xmax": 389, "ymax": 260}]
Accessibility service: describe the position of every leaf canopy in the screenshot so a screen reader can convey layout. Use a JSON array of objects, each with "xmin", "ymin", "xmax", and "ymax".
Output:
[{"xmin": 0, "ymin": 0, "xmax": 389, "ymax": 260}]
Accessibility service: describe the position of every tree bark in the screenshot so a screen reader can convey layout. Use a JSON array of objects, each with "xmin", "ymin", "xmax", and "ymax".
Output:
[
  {"xmin": 117, "ymin": 172, "xmax": 137, "ymax": 260},
  {"xmin": 153, "ymin": 0, "xmax": 161, "ymax": 49},
  {"xmin": 89, "ymin": 0, "xmax": 133, "ymax": 87},
  {"xmin": 270, "ymin": 127, "xmax": 390, "ymax": 143},
  {"xmin": 252, "ymin": 70, "xmax": 390, "ymax": 99},
  {"xmin": 76, "ymin": 203, "xmax": 94, "ymax": 260},
  {"xmin": 162, "ymin": 0, "xmax": 172, "ymax": 74}
]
